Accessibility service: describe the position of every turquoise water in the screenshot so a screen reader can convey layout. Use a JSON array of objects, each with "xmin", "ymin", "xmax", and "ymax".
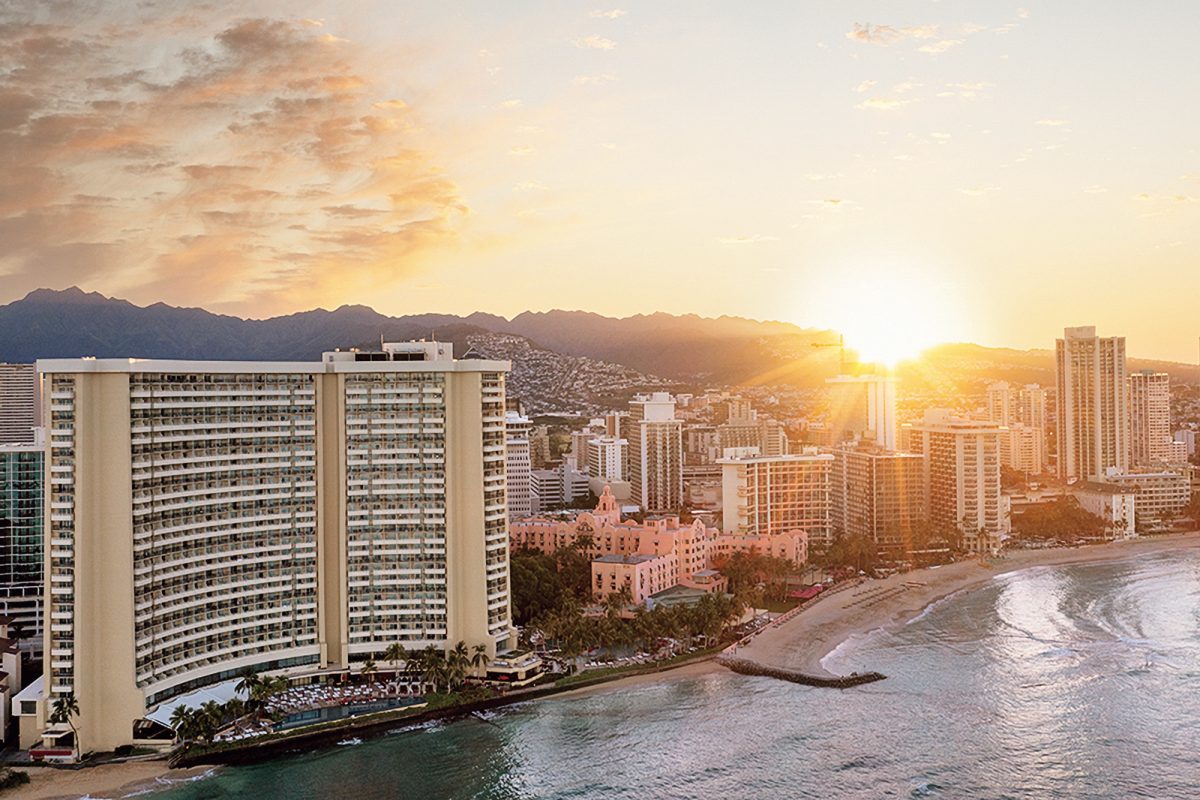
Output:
[{"xmin": 156, "ymin": 551, "xmax": 1200, "ymax": 799}]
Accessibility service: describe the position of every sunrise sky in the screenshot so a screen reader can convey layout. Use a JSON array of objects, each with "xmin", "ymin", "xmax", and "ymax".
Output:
[{"xmin": 2, "ymin": 2, "xmax": 1199, "ymax": 360}]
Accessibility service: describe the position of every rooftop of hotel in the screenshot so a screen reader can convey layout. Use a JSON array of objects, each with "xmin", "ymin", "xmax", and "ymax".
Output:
[
  {"xmin": 37, "ymin": 341, "xmax": 509, "ymax": 374},
  {"xmin": 594, "ymin": 553, "xmax": 661, "ymax": 564}
]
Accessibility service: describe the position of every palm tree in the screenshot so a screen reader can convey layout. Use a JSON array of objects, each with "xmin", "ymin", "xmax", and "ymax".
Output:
[
  {"xmin": 470, "ymin": 643, "xmax": 489, "ymax": 671},
  {"xmin": 420, "ymin": 646, "xmax": 445, "ymax": 693},
  {"xmin": 448, "ymin": 642, "xmax": 471, "ymax": 690},
  {"xmin": 236, "ymin": 668, "xmax": 262, "ymax": 709},
  {"xmin": 49, "ymin": 692, "xmax": 81, "ymax": 756},
  {"xmin": 383, "ymin": 643, "xmax": 407, "ymax": 677},
  {"xmin": 360, "ymin": 659, "xmax": 378, "ymax": 685},
  {"xmin": 199, "ymin": 700, "xmax": 226, "ymax": 743}
]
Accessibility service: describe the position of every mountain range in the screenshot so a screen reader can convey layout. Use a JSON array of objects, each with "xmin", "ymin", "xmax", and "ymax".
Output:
[{"xmin": 1, "ymin": 288, "xmax": 1196, "ymax": 392}]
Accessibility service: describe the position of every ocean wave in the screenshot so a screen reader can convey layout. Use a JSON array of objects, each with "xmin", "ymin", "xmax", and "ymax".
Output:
[
  {"xmin": 820, "ymin": 627, "xmax": 890, "ymax": 672},
  {"xmin": 905, "ymin": 588, "xmax": 969, "ymax": 626}
]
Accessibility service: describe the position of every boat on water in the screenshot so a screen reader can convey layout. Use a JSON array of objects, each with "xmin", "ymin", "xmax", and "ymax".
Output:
[{"xmin": 337, "ymin": 737, "xmax": 363, "ymax": 746}]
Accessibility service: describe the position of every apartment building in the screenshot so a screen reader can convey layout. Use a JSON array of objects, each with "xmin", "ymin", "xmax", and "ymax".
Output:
[
  {"xmin": 719, "ymin": 449, "xmax": 833, "ymax": 545},
  {"xmin": 505, "ymin": 411, "xmax": 532, "ymax": 520},
  {"xmin": 33, "ymin": 342, "xmax": 514, "ymax": 754},
  {"xmin": 0, "ymin": 433, "xmax": 44, "ymax": 655},
  {"xmin": 825, "ymin": 374, "xmax": 898, "ymax": 450},
  {"xmin": 0, "ymin": 363, "xmax": 38, "ymax": 445},
  {"xmin": 829, "ymin": 442, "xmax": 926, "ymax": 557},
  {"xmin": 1056, "ymin": 326, "xmax": 1129, "ymax": 481},
  {"xmin": 1128, "ymin": 370, "xmax": 1174, "ymax": 467},
  {"xmin": 627, "ymin": 393, "xmax": 684, "ymax": 513},
  {"xmin": 906, "ymin": 409, "xmax": 1009, "ymax": 554}
]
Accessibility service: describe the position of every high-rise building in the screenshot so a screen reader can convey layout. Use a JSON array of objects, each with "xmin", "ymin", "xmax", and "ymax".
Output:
[
  {"xmin": 825, "ymin": 374, "xmax": 898, "ymax": 450},
  {"xmin": 986, "ymin": 382, "xmax": 1050, "ymax": 473},
  {"xmin": 33, "ymin": 342, "xmax": 514, "ymax": 754},
  {"xmin": 1056, "ymin": 326, "xmax": 1129, "ymax": 481},
  {"xmin": 999, "ymin": 424, "xmax": 1045, "ymax": 475},
  {"xmin": 719, "ymin": 449, "xmax": 833, "ymax": 545},
  {"xmin": 505, "ymin": 411, "xmax": 532, "ymax": 520},
  {"xmin": 1129, "ymin": 370, "xmax": 1173, "ymax": 467},
  {"xmin": 0, "ymin": 431, "xmax": 44, "ymax": 655},
  {"xmin": 587, "ymin": 435, "xmax": 627, "ymax": 483},
  {"xmin": 0, "ymin": 363, "xmax": 38, "ymax": 445},
  {"xmin": 530, "ymin": 463, "xmax": 589, "ymax": 513},
  {"xmin": 986, "ymin": 381, "xmax": 1018, "ymax": 426},
  {"xmin": 830, "ymin": 442, "xmax": 926, "ymax": 556},
  {"xmin": 627, "ymin": 393, "xmax": 683, "ymax": 513},
  {"xmin": 907, "ymin": 409, "xmax": 1009, "ymax": 554}
]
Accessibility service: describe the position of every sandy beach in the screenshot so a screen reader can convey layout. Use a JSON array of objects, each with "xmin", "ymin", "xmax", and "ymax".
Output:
[
  {"xmin": 17, "ymin": 760, "xmax": 217, "ymax": 800},
  {"xmin": 735, "ymin": 532, "xmax": 1200, "ymax": 678},
  {"xmin": 19, "ymin": 533, "xmax": 1200, "ymax": 798}
]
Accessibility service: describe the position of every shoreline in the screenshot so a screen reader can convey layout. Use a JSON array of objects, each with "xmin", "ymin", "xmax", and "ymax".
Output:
[
  {"xmin": 19, "ymin": 533, "xmax": 1200, "ymax": 798},
  {"xmin": 734, "ymin": 531, "xmax": 1200, "ymax": 679},
  {"xmin": 19, "ymin": 761, "xmax": 218, "ymax": 800}
]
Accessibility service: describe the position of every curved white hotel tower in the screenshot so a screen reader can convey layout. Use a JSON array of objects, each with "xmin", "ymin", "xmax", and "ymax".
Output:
[{"xmin": 36, "ymin": 343, "xmax": 513, "ymax": 753}]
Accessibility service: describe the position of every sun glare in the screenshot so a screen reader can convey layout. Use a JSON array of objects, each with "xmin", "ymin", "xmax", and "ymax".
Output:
[{"xmin": 812, "ymin": 267, "xmax": 959, "ymax": 367}]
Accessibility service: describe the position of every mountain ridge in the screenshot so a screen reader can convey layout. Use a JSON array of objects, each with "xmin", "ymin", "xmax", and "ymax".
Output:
[{"xmin": 3, "ymin": 288, "xmax": 1197, "ymax": 388}]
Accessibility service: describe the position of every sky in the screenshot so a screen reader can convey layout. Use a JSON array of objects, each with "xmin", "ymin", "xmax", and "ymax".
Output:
[{"xmin": 2, "ymin": 1, "xmax": 1199, "ymax": 361}]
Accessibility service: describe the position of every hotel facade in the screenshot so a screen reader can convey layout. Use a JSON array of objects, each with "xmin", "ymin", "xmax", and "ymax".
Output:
[
  {"xmin": 906, "ymin": 409, "xmax": 1009, "ymax": 554},
  {"xmin": 719, "ymin": 449, "xmax": 834, "ymax": 545},
  {"xmin": 1056, "ymin": 326, "xmax": 1129, "ymax": 481},
  {"xmin": 35, "ymin": 343, "xmax": 514, "ymax": 753}
]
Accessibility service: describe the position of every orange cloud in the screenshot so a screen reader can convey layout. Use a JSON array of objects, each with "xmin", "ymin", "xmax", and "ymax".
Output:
[{"xmin": 0, "ymin": 9, "xmax": 467, "ymax": 313}]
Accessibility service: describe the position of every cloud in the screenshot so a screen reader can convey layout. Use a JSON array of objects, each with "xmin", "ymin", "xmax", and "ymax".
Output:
[
  {"xmin": 510, "ymin": 145, "xmax": 537, "ymax": 156},
  {"xmin": 853, "ymin": 80, "xmax": 876, "ymax": 93},
  {"xmin": 846, "ymin": 23, "xmax": 938, "ymax": 45},
  {"xmin": 589, "ymin": 9, "xmax": 626, "ymax": 19},
  {"xmin": 573, "ymin": 35, "xmax": 617, "ymax": 50},
  {"xmin": 917, "ymin": 39, "xmax": 963, "ymax": 54},
  {"xmin": 1017, "ymin": 8, "xmax": 1030, "ymax": 19},
  {"xmin": 1036, "ymin": 119, "xmax": 1069, "ymax": 126},
  {"xmin": 939, "ymin": 81, "xmax": 991, "ymax": 99},
  {"xmin": 573, "ymin": 72, "xmax": 616, "ymax": 86},
  {"xmin": 513, "ymin": 181, "xmax": 549, "ymax": 193},
  {"xmin": 499, "ymin": 98, "xmax": 523, "ymax": 108},
  {"xmin": 0, "ymin": 8, "xmax": 468, "ymax": 311},
  {"xmin": 717, "ymin": 234, "xmax": 778, "ymax": 245},
  {"xmin": 855, "ymin": 97, "xmax": 912, "ymax": 111}
]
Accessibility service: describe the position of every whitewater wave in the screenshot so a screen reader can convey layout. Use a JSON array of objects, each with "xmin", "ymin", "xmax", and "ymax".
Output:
[{"xmin": 905, "ymin": 588, "xmax": 969, "ymax": 626}]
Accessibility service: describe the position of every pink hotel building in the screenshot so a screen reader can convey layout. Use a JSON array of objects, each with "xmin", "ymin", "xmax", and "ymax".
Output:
[{"xmin": 510, "ymin": 486, "xmax": 808, "ymax": 604}]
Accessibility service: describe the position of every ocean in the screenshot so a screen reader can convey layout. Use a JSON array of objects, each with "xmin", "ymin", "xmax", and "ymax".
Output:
[{"xmin": 155, "ymin": 549, "xmax": 1200, "ymax": 799}]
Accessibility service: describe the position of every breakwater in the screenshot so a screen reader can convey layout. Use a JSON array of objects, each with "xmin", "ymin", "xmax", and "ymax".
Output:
[{"xmin": 716, "ymin": 655, "xmax": 885, "ymax": 688}]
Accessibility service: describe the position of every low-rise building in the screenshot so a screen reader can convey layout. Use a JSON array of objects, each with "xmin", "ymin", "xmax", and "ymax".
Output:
[
  {"xmin": 512, "ymin": 486, "xmax": 803, "ymax": 607},
  {"xmin": 1074, "ymin": 482, "xmax": 1137, "ymax": 540},
  {"xmin": 1103, "ymin": 469, "xmax": 1191, "ymax": 529}
]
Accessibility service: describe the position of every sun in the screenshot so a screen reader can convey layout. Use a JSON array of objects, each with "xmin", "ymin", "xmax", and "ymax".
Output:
[{"xmin": 810, "ymin": 266, "xmax": 960, "ymax": 367}]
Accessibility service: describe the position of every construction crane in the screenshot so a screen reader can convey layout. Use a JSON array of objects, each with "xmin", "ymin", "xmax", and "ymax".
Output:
[{"xmin": 811, "ymin": 334, "xmax": 849, "ymax": 374}]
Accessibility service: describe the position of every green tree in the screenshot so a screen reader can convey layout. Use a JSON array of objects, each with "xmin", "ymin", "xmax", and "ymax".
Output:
[
  {"xmin": 384, "ymin": 642, "xmax": 408, "ymax": 676},
  {"xmin": 509, "ymin": 548, "xmax": 566, "ymax": 624}
]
